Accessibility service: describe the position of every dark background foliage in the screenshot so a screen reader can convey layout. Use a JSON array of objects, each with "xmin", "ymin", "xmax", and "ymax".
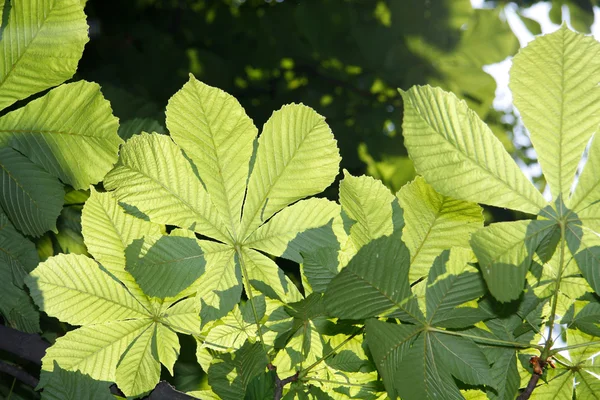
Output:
[{"xmin": 75, "ymin": 0, "xmax": 597, "ymax": 217}]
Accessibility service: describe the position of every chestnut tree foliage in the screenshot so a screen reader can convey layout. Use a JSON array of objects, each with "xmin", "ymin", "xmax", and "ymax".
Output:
[{"xmin": 2, "ymin": 0, "xmax": 600, "ymax": 399}]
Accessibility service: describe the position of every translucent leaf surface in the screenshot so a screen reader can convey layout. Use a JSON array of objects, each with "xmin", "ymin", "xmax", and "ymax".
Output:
[
  {"xmin": 339, "ymin": 171, "xmax": 396, "ymax": 249},
  {"xmin": 241, "ymin": 104, "xmax": 340, "ymax": 237},
  {"xmin": 115, "ymin": 324, "xmax": 160, "ymax": 397},
  {"xmin": 156, "ymin": 324, "xmax": 180, "ymax": 375},
  {"xmin": 244, "ymin": 198, "xmax": 340, "ymax": 263},
  {"xmin": 167, "ymin": 75, "xmax": 257, "ymax": 236},
  {"xmin": 0, "ymin": 0, "xmax": 88, "ymax": 110},
  {"xmin": 569, "ymin": 134, "xmax": 600, "ymax": 216},
  {"xmin": 241, "ymin": 248, "xmax": 303, "ymax": 303},
  {"xmin": 195, "ymin": 243, "xmax": 241, "ymax": 324},
  {"xmin": 0, "ymin": 147, "xmax": 63, "ymax": 236},
  {"xmin": 401, "ymin": 85, "xmax": 546, "ymax": 214},
  {"xmin": 398, "ymin": 176, "xmax": 482, "ymax": 281},
  {"xmin": 40, "ymin": 319, "xmax": 151, "ymax": 386},
  {"xmin": 511, "ymin": 25, "xmax": 600, "ymax": 199},
  {"xmin": 81, "ymin": 188, "xmax": 160, "ymax": 308},
  {"xmin": 0, "ymin": 81, "xmax": 122, "ymax": 189},
  {"xmin": 26, "ymin": 254, "xmax": 150, "ymax": 325},
  {"xmin": 104, "ymin": 133, "xmax": 229, "ymax": 243}
]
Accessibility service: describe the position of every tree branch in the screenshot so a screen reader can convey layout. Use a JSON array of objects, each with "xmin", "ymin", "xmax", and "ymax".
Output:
[
  {"xmin": 267, "ymin": 363, "xmax": 299, "ymax": 400},
  {"xmin": 0, "ymin": 324, "xmax": 49, "ymax": 365},
  {"xmin": 0, "ymin": 360, "xmax": 39, "ymax": 388}
]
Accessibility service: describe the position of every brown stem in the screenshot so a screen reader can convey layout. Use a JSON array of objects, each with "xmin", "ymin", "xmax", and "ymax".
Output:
[
  {"xmin": 517, "ymin": 359, "xmax": 546, "ymax": 400},
  {"xmin": 268, "ymin": 363, "xmax": 299, "ymax": 400}
]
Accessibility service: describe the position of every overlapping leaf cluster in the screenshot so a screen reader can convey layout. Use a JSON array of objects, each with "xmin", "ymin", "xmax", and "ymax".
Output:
[
  {"xmin": 0, "ymin": 0, "xmax": 121, "ymax": 333},
  {"xmin": 20, "ymin": 20, "xmax": 600, "ymax": 400}
]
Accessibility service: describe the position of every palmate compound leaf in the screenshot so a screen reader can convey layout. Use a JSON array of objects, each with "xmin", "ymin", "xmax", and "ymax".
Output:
[
  {"xmin": 0, "ymin": 0, "xmax": 88, "ymax": 111},
  {"xmin": 0, "ymin": 81, "xmax": 122, "ymax": 190},
  {"xmin": 105, "ymin": 77, "xmax": 341, "ymax": 322},
  {"xmin": 0, "ymin": 147, "xmax": 63, "ymax": 236},
  {"xmin": 328, "ymin": 239, "xmax": 491, "ymax": 400},
  {"xmin": 510, "ymin": 24, "xmax": 600, "ymax": 200},
  {"xmin": 25, "ymin": 253, "xmax": 200, "ymax": 397},
  {"xmin": 400, "ymin": 85, "xmax": 546, "ymax": 215},
  {"xmin": 28, "ymin": 192, "xmax": 204, "ymax": 396}
]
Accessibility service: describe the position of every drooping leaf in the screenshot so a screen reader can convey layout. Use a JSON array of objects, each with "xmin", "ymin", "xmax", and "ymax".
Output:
[
  {"xmin": 400, "ymin": 85, "xmax": 546, "ymax": 214},
  {"xmin": 207, "ymin": 341, "xmax": 269, "ymax": 400},
  {"xmin": 487, "ymin": 349, "xmax": 519, "ymax": 400},
  {"xmin": 0, "ymin": 0, "xmax": 88, "ymax": 110},
  {"xmin": 324, "ymin": 233, "xmax": 423, "ymax": 322},
  {"xmin": 365, "ymin": 319, "xmax": 422, "ymax": 399},
  {"xmin": 431, "ymin": 333, "xmax": 494, "ymax": 388},
  {"xmin": 26, "ymin": 254, "xmax": 150, "ymax": 325},
  {"xmin": 0, "ymin": 81, "xmax": 122, "ymax": 189},
  {"xmin": 426, "ymin": 248, "xmax": 486, "ymax": 327},
  {"xmin": 510, "ymin": 25, "xmax": 600, "ymax": 199},
  {"xmin": 0, "ymin": 210, "xmax": 40, "ymax": 332},
  {"xmin": 125, "ymin": 235, "xmax": 206, "ymax": 298},
  {"xmin": 41, "ymin": 362, "xmax": 113, "ymax": 400},
  {"xmin": 167, "ymin": 75, "xmax": 258, "ymax": 236},
  {"xmin": 240, "ymin": 104, "xmax": 341, "ymax": 237},
  {"xmin": 394, "ymin": 333, "xmax": 464, "ymax": 400},
  {"xmin": 104, "ymin": 132, "xmax": 230, "ymax": 243},
  {"xmin": 471, "ymin": 220, "xmax": 558, "ymax": 302},
  {"xmin": 398, "ymin": 176, "xmax": 482, "ymax": 281},
  {"xmin": 0, "ymin": 147, "xmax": 63, "ymax": 236}
]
